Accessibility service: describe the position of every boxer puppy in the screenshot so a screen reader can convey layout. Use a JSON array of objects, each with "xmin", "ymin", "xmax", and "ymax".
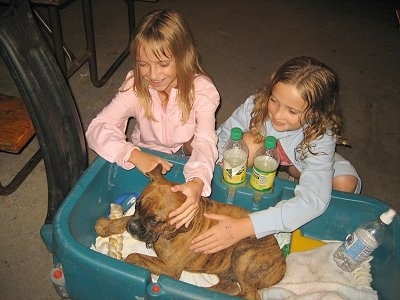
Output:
[{"xmin": 95, "ymin": 164, "xmax": 285, "ymax": 300}]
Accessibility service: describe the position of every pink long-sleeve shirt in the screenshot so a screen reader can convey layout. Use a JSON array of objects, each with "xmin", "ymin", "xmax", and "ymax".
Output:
[{"xmin": 86, "ymin": 72, "xmax": 220, "ymax": 196}]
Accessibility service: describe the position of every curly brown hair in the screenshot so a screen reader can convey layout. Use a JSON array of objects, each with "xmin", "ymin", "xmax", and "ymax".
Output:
[{"xmin": 249, "ymin": 56, "xmax": 343, "ymax": 160}]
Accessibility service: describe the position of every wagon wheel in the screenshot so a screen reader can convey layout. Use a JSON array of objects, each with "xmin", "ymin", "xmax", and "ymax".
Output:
[{"xmin": 0, "ymin": 0, "xmax": 88, "ymax": 223}]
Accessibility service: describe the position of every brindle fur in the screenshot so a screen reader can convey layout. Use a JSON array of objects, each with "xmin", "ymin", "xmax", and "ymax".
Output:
[{"xmin": 95, "ymin": 164, "xmax": 285, "ymax": 300}]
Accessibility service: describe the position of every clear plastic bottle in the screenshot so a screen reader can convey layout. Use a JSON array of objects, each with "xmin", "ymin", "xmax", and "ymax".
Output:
[
  {"xmin": 249, "ymin": 136, "xmax": 280, "ymax": 204},
  {"xmin": 333, "ymin": 208, "xmax": 397, "ymax": 272},
  {"xmin": 222, "ymin": 127, "xmax": 249, "ymax": 203}
]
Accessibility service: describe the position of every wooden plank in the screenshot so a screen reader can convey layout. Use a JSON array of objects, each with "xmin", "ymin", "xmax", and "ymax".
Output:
[{"xmin": 0, "ymin": 94, "xmax": 35, "ymax": 153}]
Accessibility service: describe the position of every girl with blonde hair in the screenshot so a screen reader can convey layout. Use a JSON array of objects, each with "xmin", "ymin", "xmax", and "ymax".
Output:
[{"xmin": 86, "ymin": 9, "xmax": 220, "ymax": 227}]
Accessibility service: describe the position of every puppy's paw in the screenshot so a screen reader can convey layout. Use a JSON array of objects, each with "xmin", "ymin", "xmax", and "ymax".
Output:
[
  {"xmin": 125, "ymin": 253, "xmax": 152, "ymax": 269},
  {"xmin": 125, "ymin": 253, "xmax": 141, "ymax": 265},
  {"xmin": 95, "ymin": 216, "xmax": 130, "ymax": 236},
  {"xmin": 95, "ymin": 217, "xmax": 113, "ymax": 237}
]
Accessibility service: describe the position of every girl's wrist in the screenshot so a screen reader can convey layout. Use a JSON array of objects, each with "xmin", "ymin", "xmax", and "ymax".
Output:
[
  {"xmin": 187, "ymin": 177, "xmax": 204, "ymax": 195},
  {"xmin": 187, "ymin": 177, "xmax": 204, "ymax": 187},
  {"xmin": 129, "ymin": 148, "xmax": 141, "ymax": 165},
  {"xmin": 238, "ymin": 217, "xmax": 255, "ymax": 239}
]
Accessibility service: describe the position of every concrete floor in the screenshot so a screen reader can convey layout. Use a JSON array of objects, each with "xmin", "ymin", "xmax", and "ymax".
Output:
[{"xmin": 1, "ymin": 0, "xmax": 399, "ymax": 298}]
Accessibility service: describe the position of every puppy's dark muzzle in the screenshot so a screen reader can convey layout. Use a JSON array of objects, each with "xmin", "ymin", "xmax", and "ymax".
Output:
[
  {"xmin": 126, "ymin": 217, "xmax": 145, "ymax": 236},
  {"xmin": 126, "ymin": 214, "xmax": 160, "ymax": 247}
]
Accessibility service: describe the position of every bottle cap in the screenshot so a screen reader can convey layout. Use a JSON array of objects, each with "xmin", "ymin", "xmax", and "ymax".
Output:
[
  {"xmin": 380, "ymin": 208, "xmax": 397, "ymax": 225},
  {"xmin": 230, "ymin": 127, "xmax": 243, "ymax": 141},
  {"xmin": 265, "ymin": 136, "xmax": 277, "ymax": 149}
]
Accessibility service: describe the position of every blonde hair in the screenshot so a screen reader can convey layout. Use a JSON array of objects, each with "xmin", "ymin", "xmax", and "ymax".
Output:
[
  {"xmin": 249, "ymin": 56, "xmax": 343, "ymax": 160},
  {"xmin": 123, "ymin": 9, "xmax": 206, "ymax": 122}
]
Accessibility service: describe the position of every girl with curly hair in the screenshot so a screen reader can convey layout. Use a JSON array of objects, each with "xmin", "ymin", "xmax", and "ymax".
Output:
[{"xmin": 191, "ymin": 56, "xmax": 360, "ymax": 254}]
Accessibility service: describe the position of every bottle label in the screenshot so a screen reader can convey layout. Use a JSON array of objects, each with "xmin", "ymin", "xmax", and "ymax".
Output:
[
  {"xmin": 341, "ymin": 230, "xmax": 375, "ymax": 263},
  {"xmin": 223, "ymin": 161, "xmax": 247, "ymax": 184},
  {"xmin": 250, "ymin": 167, "xmax": 277, "ymax": 191}
]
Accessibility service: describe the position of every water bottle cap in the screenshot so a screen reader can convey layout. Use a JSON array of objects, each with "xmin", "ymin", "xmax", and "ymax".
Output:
[
  {"xmin": 380, "ymin": 208, "xmax": 397, "ymax": 225},
  {"xmin": 230, "ymin": 127, "xmax": 243, "ymax": 141},
  {"xmin": 265, "ymin": 136, "xmax": 277, "ymax": 149}
]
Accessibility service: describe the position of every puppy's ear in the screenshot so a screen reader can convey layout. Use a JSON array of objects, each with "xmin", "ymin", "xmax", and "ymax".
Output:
[
  {"xmin": 165, "ymin": 221, "xmax": 194, "ymax": 240},
  {"xmin": 146, "ymin": 164, "xmax": 164, "ymax": 182}
]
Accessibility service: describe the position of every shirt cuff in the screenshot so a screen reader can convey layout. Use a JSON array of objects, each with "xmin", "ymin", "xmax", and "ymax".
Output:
[{"xmin": 121, "ymin": 146, "xmax": 140, "ymax": 170}]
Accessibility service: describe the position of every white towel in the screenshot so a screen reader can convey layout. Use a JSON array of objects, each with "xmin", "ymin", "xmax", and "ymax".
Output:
[{"xmin": 260, "ymin": 243, "xmax": 378, "ymax": 300}]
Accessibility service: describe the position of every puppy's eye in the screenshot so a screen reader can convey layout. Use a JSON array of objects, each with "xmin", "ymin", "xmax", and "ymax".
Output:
[{"xmin": 147, "ymin": 217, "xmax": 162, "ymax": 226}]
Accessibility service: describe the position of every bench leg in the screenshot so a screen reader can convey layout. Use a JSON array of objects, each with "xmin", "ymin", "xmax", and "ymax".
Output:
[{"xmin": 0, "ymin": 149, "xmax": 42, "ymax": 195}]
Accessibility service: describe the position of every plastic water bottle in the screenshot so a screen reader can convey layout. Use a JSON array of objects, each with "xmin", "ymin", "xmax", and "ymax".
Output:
[
  {"xmin": 249, "ymin": 136, "xmax": 280, "ymax": 204},
  {"xmin": 222, "ymin": 127, "xmax": 249, "ymax": 203},
  {"xmin": 333, "ymin": 208, "xmax": 397, "ymax": 272}
]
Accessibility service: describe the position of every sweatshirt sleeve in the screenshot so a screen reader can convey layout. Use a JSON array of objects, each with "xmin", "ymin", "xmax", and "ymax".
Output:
[
  {"xmin": 85, "ymin": 75, "xmax": 138, "ymax": 170},
  {"xmin": 183, "ymin": 76, "xmax": 220, "ymax": 197},
  {"xmin": 216, "ymin": 95, "xmax": 255, "ymax": 162},
  {"xmin": 249, "ymin": 134, "xmax": 335, "ymax": 237}
]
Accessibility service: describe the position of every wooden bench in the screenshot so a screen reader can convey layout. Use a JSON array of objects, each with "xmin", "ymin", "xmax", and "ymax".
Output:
[
  {"xmin": 0, "ymin": 94, "xmax": 42, "ymax": 195},
  {"xmin": 0, "ymin": 94, "xmax": 35, "ymax": 153}
]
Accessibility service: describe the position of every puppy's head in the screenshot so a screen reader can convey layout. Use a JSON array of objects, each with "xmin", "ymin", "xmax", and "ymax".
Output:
[{"xmin": 126, "ymin": 164, "xmax": 193, "ymax": 247}]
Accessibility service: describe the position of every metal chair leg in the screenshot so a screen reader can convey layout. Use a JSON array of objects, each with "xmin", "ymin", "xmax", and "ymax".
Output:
[
  {"xmin": 31, "ymin": 0, "xmax": 136, "ymax": 87},
  {"xmin": 0, "ymin": 149, "xmax": 42, "ymax": 195},
  {"xmin": 80, "ymin": 0, "xmax": 135, "ymax": 87}
]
